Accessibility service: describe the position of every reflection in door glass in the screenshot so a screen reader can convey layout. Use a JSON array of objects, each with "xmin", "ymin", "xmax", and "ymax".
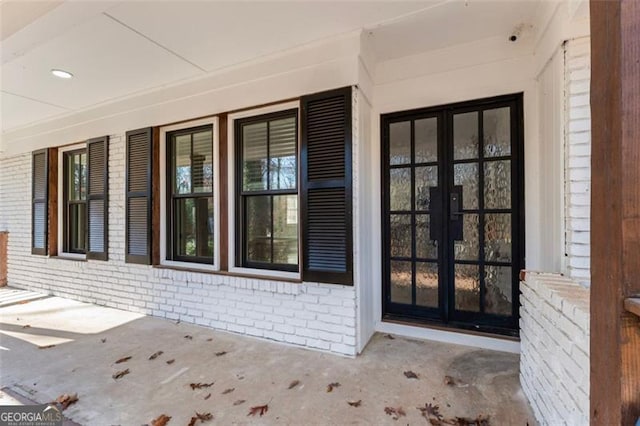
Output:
[
  {"xmin": 415, "ymin": 166, "xmax": 437, "ymax": 210},
  {"xmin": 484, "ymin": 266, "xmax": 512, "ymax": 315},
  {"xmin": 453, "ymin": 112, "xmax": 479, "ymax": 160},
  {"xmin": 390, "ymin": 168, "xmax": 411, "ymax": 211},
  {"xmin": 415, "ymin": 118, "xmax": 438, "ymax": 163},
  {"xmin": 390, "ymin": 261, "xmax": 412, "ymax": 304},
  {"xmin": 454, "ymin": 214, "xmax": 479, "ymax": 261},
  {"xmin": 453, "ymin": 163, "xmax": 479, "ymax": 210},
  {"xmin": 484, "ymin": 160, "xmax": 511, "ymax": 209},
  {"xmin": 484, "ymin": 107, "xmax": 511, "ymax": 157},
  {"xmin": 389, "ymin": 121, "xmax": 411, "ymax": 165},
  {"xmin": 485, "ymin": 213, "xmax": 512, "ymax": 262},
  {"xmin": 455, "ymin": 264, "xmax": 480, "ymax": 312},
  {"xmin": 416, "ymin": 262, "xmax": 438, "ymax": 308}
]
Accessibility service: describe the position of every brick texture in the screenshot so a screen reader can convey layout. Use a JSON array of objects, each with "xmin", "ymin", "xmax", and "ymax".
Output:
[
  {"xmin": 0, "ymin": 133, "xmax": 358, "ymax": 356},
  {"xmin": 565, "ymin": 37, "xmax": 591, "ymax": 285},
  {"xmin": 520, "ymin": 272, "xmax": 589, "ymax": 425}
]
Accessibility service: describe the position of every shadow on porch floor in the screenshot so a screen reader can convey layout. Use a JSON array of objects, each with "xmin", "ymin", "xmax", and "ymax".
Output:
[{"xmin": 0, "ymin": 289, "xmax": 535, "ymax": 425}]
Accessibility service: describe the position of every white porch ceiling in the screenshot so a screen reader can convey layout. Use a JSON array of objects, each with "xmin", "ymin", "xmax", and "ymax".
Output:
[{"xmin": 1, "ymin": 0, "xmax": 546, "ymax": 134}]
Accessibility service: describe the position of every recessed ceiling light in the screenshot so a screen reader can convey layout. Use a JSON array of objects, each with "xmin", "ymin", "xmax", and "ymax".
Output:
[{"xmin": 51, "ymin": 69, "xmax": 73, "ymax": 79}]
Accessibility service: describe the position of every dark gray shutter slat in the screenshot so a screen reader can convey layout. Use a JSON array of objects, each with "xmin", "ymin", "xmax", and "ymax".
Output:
[
  {"xmin": 126, "ymin": 127, "xmax": 153, "ymax": 264},
  {"xmin": 32, "ymin": 149, "xmax": 48, "ymax": 255},
  {"xmin": 87, "ymin": 136, "xmax": 109, "ymax": 260},
  {"xmin": 301, "ymin": 87, "xmax": 353, "ymax": 285}
]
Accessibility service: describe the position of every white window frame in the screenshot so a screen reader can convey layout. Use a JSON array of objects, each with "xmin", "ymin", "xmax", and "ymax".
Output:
[
  {"xmin": 57, "ymin": 143, "xmax": 88, "ymax": 260},
  {"xmin": 160, "ymin": 117, "xmax": 220, "ymax": 271},
  {"xmin": 228, "ymin": 101, "xmax": 301, "ymax": 280}
]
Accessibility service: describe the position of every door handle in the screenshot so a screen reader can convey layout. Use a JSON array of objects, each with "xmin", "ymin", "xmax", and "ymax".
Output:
[
  {"xmin": 450, "ymin": 186, "xmax": 464, "ymax": 241},
  {"xmin": 450, "ymin": 192, "xmax": 462, "ymax": 221}
]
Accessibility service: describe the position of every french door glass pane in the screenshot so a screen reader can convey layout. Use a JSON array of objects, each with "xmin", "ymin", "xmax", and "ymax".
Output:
[
  {"xmin": 454, "ymin": 163, "xmax": 479, "ymax": 210},
  {"xmin": 415, "ymin": 214, "xmax": 437, "ymax": 259},
  {"xmin": 175, "ymin": 197, "xmax": 213, "ymax": 258},
  {"xmin": 415, "ymin": 117, "xmax": 438, "ymax": 163},
  {"xmin": 485, "ymin": 213, "xmax": 512, "ymax": 262},
  {"xmin": 483, "ymin": 107, "xmax": 511, "ymax": 157},
  {"xmin": 453, "ymin": 112, "xmax": 479, "ymax": 160},
  {"xmin": 455, "ymin": 264, "xmax": 480, "ymax": 312},
  {"xmin": 192, "ymin": 130, "xmax": 213, "ymax": 193},
  {"xmin": 484, "ymin": 266, "xmax": 512, "ymax": 316},
  {"xmin": 415, "ymin": 166, "xmax": 437, "ymax": 210},
  {"xmin": 272, "ymin": 195, "xmax": 298, "ymax": 265},
  {"xmin": 390, "ymin": 167, "xmax": 411, "ymax": 211},
  {"xmin": 484, "ymin": 160, "xmax": 511, "ymax": 209},
  {"xmin": 390, "ymin": 214, "xmax": 411, "ymax": 258},
  {"xmin": 416, "ymin": 262, "xmax": 438, "ymax": 307},
  {"xmin": 389, "ymin": 121, "xmax": 411, "ymax": 165},
  {"xmin": 454, "ymin": 214, "xmax": 479, "ymax": 261},
  {"xmin": 242, "ymin": 122, "xmax": 268, "ymax": 191},
  {"xmin": 390, "ymin": 260, "xmax": 412, "ymax": 304}
]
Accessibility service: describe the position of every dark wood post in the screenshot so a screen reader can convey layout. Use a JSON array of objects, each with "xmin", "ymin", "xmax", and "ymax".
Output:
[{"xmin": 590, "ymin": 1, "xmax": 640, "ymax": 424}]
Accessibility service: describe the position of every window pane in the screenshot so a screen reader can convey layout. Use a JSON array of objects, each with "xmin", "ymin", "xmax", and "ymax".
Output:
[
  {"xmin": 390, "ymin": 167, "xmax": 411, "ymax": 211},
  {"xmin": 453, "ymin": 112, "xmax": 479, "ymax": 160},
  {"xmin": 174, "ymin": 134, "xmax": 191, "ymax": 194},
  {"xmin": 243, "ymin": 122, "xmax": 268, "ymax": 191},
  {"xmin": 390, "ymin": 260, "xmax": 412, "ymax": 304},
  {"xmin": 390, "ymin": 214, "xmax": 411, "ymax": 258},
  {"xmin": 67, "ymin": 152, "xmax": 87, "ymax": 201},
  {"xmin": 484, "ymin": 107, "xmax": 511, "ymax": 157},
  {"xmin": 484, "ymin": 160, "xmax": 511, "ymax": 209},
  {"xmin": 415, "ymin": 117, "xmax": 437, "ymax": 163},
  {"xmin": 245, "ymin": 195, "xmax": 271, "ymax": 263},
  {"xmin": 175, "ymin": 197, "xmax": 213, "ymax": 259},
  {"xmin": 269, "ymin": 117, "xmax": 297, "ymax": 190},
  {"xmin": 455, "ymin": 264, "xmax": 480, "ymax": 312},
  {"xmin": 68, "ymin": 203, "xmax": 86, "ymax": 252},
  {"xmin": 389, "ymin": 121, "xmax": 410, "ymax": 165},
  {"xmin": 192, "ymin": 129, "xmax": 213, "ymax": 193},
  {"xmin": 272, "ymin": 195, "xmax": 298, "ymax": 265},
  {"xmin": 485, "ymin": 266, "xmax": 513, "ymax": 316},
  {"xmin": 454, "ymin": 162, "xmax": 479, "ymax": 210}
]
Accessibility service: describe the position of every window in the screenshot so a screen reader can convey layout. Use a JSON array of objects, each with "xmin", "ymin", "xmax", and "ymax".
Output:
[
  {"xmin": 236, "ymin": 110, "xmax": 299, "ymax": 272},
  {"xmin": 63, "ymin": 149, "xmax": 87, "ymax": 254},
  {"xmin": 167, "ymin": 125, "xmax": 214, "ymax": 264}
]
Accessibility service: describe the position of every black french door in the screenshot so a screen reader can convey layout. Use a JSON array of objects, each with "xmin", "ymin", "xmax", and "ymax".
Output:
[{"xmin": 381, "ymin": 94, "xmax": 524, "ymax": 336}]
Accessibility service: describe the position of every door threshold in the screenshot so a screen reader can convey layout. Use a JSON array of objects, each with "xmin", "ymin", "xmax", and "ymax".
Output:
[{"xmin": 376, "ymin": 319, "xmax": 520, "ymax": 354}]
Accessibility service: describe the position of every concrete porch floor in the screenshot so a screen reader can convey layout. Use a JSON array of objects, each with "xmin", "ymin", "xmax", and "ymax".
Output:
[{"xmin": 0, "ymin": 289, "xmax": 535, "ymax": 425}]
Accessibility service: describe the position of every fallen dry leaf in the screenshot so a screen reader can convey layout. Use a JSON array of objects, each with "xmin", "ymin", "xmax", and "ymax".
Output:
[
  {"xmin": 166, "ymin": 359, "xmax": 175, "ymax": 365},
  {"xmin": 150, "ymin": 414, "xmax": 171, "ymax": 426},
  {"xmin": 100, "ymin": 338, "xmax": 107, "ymax": 343},
  {"xmin": 384, "ymin": 406, "xmax": 406, "ymax": 421},
  {"xmin": 385, "ymin": 334, "xmax": 395, "ymax": 340},
  {"xmin": 404, "ymin": 370, "xmax": 419, "ymax": 379},
  {"xmin": 184, "ymin": 335, "xmax": 193, "ymax": 340},
  {"xmin": 204, "ymin": 393, "xmax": 211, "ymax": 400},
  {"xmin": 326, "ymin": 382, "xmax": 341, "ymax": 393},
  {"xmin": 222, "ymin": 388, "xmax": 235, "ymax": 395},
  {"xmin": 418, "ymin": 403, "xmax": 443, "ymax": 421},
  {"xmin": 54, "ymin": 393, "xmax": 78, "ymax": 410},
  {"xmin": 206, "ymin": 338, "xmax": 213, "ymax": 342},
  {"xmin": 112, "ymin": 369, "xmax": 130, "ymax": 380},
  {"xmin": 149, "ymin": 351, "xmax": 163, "ymax": 360},
  {"xmin": 247, "ymin": 404, "xmax": 268, "ymax": 417},
  {"xmin": 39, "ymin": 344, "xmax": 56, "ymax": 349},
  {"xmin": 215, "ymin": 351, "xmax": 227, "ymax": 357},
  {"xmin": 288, "ymin": 380, "xmax": 300, "ymax": 390},
  {"xmin": 187, "ymin": 412, "xmax": 213, "ymax": 426},
  {"xmin": 23, "ymin": 324, "xmax": 31, "ymax": 329},
  {"xmin": 233, "ymin": 399, "xmax": 246, "ymax": 406},
  {"xmin": 190, "ymin": 382, "xmax": 215, "ymax": 390},
  {"xmin": 115, "ymin": 356, "xmax": 132, "ymax": 364},
  {"xmin": 449, "ymin": 415, "xmax": 490, "ymax": 426},
  {"xmin": 444, "ymin": 375, "xmax": 455, "ymax": 386},
  {"xmin": 347, "ymin": 400, "xmax": 362, "ymax": 407}
]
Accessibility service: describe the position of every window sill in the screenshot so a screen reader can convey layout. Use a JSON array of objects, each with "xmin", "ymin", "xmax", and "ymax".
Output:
[
  {"xmin": 153, "ymin": 264, "xmax": 302, "ymax": 284},
  {"xmin": 51, "ymin": 255, "xmax": 87, "ymax": 262}
]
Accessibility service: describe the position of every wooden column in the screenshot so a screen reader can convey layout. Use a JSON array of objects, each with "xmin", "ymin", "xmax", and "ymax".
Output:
[{"xmin": 590, "ymin": 1, "xmax": 640, "ymax": 424}]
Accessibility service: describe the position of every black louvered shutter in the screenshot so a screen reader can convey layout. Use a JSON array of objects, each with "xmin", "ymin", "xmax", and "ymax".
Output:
[
  {"xmin": 31, "ymin": 149, "xmax": 49, "ymax": 255},
  {"xmin": 87, "ymin": 136, "xmax": 109, "ymax": 260},
  {"xmin": 301, "ymin": 87, "xmax": 353, "ymax": 285},
  {"xmin": 125, "ymin": 128, "xmax": 153, "ymax": 264}
]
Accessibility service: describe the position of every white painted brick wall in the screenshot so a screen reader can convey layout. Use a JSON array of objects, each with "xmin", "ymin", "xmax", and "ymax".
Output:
[
  {"xmin": 565, "ymin": 37, "xmax": 591, "ymax": 286},
  {"xmin": 520, "ymin": 271, "xmax": 589, "ymax": 425},
  {"xmin": 0, "ymin": 132, "xmax": 358, "ymax": 356}
]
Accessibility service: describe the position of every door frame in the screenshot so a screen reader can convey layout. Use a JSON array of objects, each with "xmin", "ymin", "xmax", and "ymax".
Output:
[{"xmin": 380, "ymin": 93, "xmax": 525, "ymax": 337}]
